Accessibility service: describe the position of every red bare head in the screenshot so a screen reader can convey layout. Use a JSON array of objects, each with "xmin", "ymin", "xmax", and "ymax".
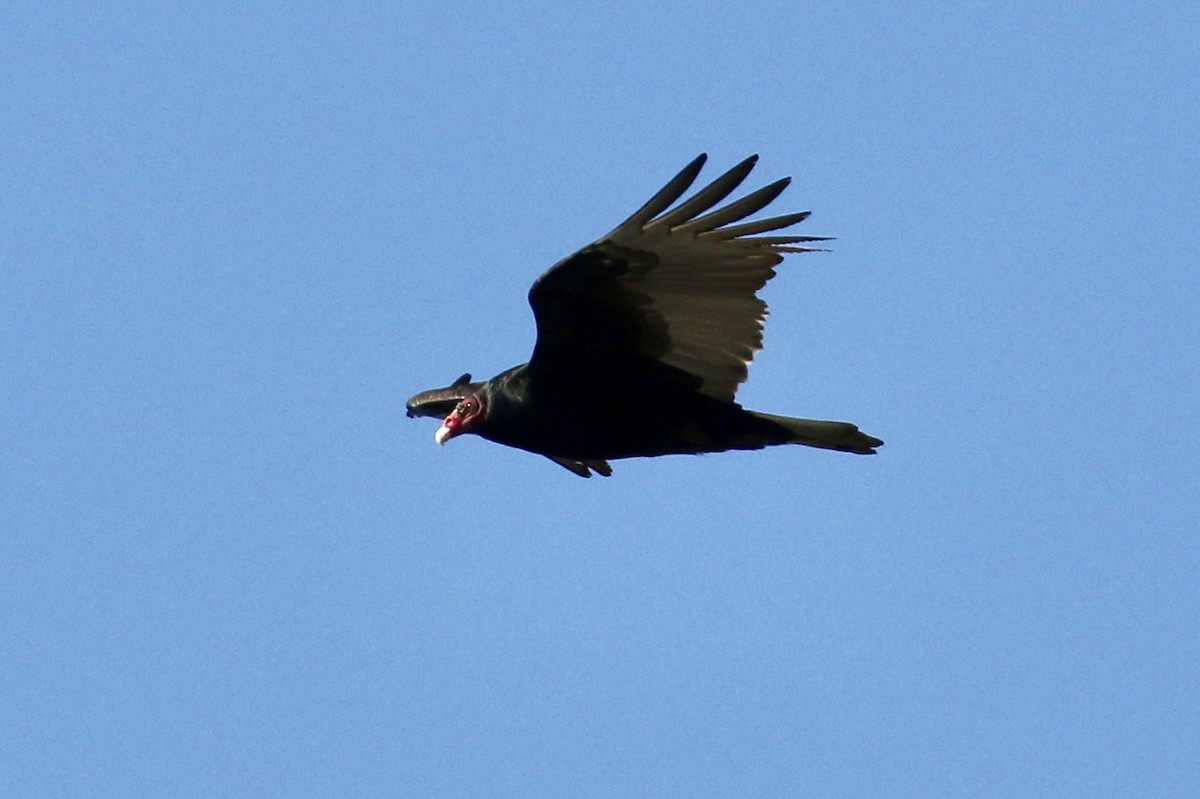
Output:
[{"xmin": 435, "ymin": 394, "xmax": 485, "ymax": 445}]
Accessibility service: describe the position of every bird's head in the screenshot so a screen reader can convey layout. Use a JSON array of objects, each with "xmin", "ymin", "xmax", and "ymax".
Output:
[{"xmin": 435, "ymin": 393, "xmax": 486, "ymax": 445}]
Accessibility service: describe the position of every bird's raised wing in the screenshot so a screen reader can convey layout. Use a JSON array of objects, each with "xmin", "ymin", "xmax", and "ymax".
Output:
[{"xmin": 527, "ymin": 154, "xmax": 829, "ymax": 402}]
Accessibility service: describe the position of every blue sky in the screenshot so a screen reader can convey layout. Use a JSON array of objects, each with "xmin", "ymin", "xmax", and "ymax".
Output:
[{"xmin": 3, "ymin": 2, "xmax": 1198, "ymax": 796}]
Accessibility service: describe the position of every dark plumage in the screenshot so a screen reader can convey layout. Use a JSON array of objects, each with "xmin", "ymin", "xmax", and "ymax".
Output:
[{"xmin": 406, "ymin": 154, "xmax": 882, "ymax": 477}]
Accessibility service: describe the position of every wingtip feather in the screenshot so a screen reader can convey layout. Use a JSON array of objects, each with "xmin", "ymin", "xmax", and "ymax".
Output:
[{"xmin": 606, "ymin": 154, "xmax": 709, "ymax": 238}]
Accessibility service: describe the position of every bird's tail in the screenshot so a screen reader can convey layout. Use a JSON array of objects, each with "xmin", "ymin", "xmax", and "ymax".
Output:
[{"xmin": 752, "ymin": 412, "xmax": 883, "ymax": 455}]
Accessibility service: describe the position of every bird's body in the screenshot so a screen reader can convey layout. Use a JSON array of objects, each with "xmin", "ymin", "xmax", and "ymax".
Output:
[{"xmin": 407, "ymin": 154, "xmax": 882, "ymax": 477}]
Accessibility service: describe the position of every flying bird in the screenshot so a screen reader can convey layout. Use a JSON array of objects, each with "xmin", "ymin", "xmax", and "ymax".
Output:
[{"xmin": 406, "ymin": 154, "xmax": 882, "ymax": 477}]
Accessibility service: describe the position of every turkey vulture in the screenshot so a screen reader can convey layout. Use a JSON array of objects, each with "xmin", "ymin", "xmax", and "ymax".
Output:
[{"xmin": 406, "ymin": 154, "xmax": 882, "ymax": 477}]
